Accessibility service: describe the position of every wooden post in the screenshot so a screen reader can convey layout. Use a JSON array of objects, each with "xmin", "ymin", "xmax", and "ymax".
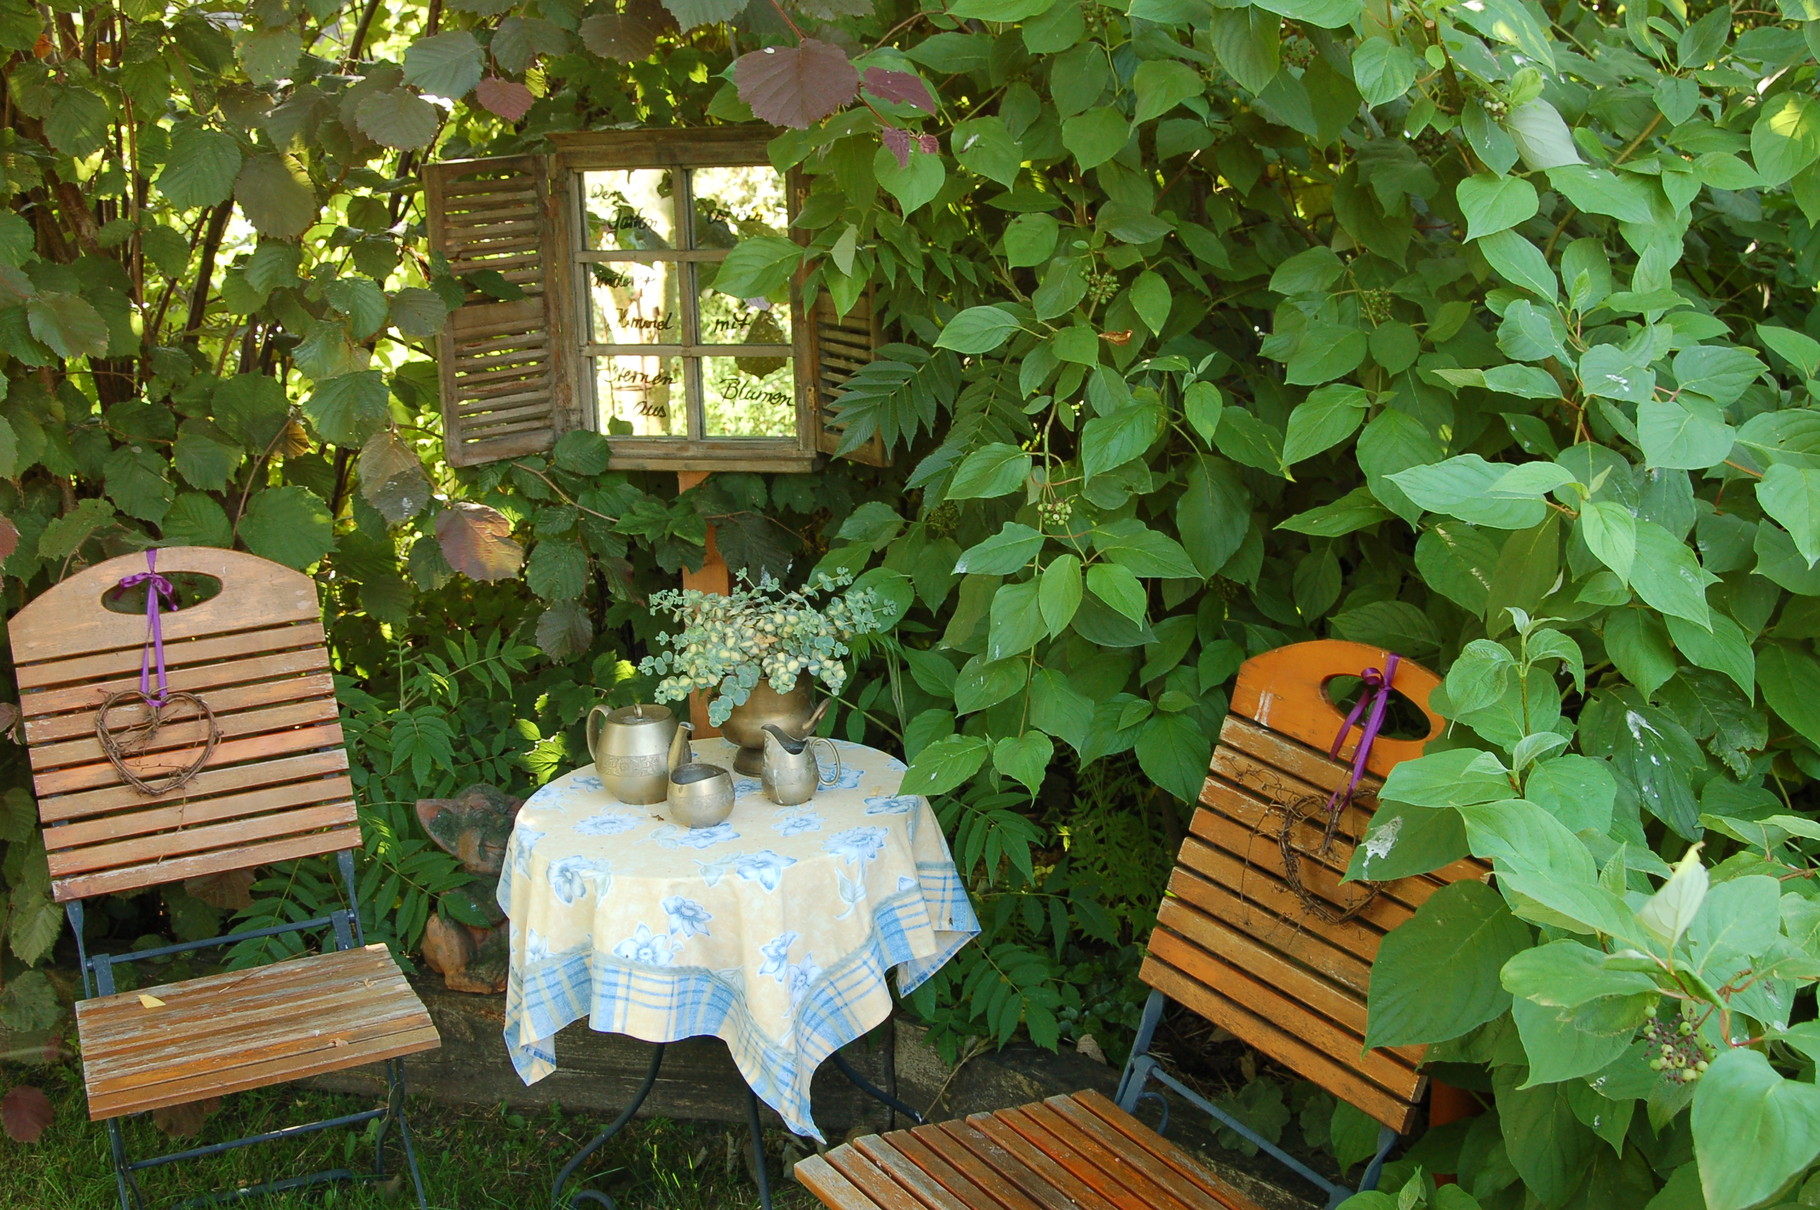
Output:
[{"xmin": 676, "ymin": 471, "xmax": 729, "ymax": 738}]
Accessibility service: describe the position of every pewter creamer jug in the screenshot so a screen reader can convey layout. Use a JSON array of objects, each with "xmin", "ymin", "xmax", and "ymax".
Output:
[
  {"xmin": 759, "ymin": 724, "xmax": 841, "ymax": 806},
  {"xmin": 586, "ymin": 703, "xmax": 684, "ymax": 805}
]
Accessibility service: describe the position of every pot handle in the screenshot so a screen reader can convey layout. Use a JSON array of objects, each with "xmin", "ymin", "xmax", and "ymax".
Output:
[
  {"xmin": 809, "ymin": 737, "xmax": 842, "ymax": 788},
  {"xmin": 586, "ymin": 704, "xmax": 610, "ymax": 761}
]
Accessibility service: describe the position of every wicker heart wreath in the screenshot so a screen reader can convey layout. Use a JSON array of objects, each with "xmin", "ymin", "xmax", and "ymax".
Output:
[{"xmin": 97, "ymin": 551, "xmax": 218, "ymax": 796}]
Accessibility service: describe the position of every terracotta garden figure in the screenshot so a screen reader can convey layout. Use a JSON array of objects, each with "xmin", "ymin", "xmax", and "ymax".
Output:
[{"xmin": 416, "ymin": 784, "xmax": 524, "ymax": 994}]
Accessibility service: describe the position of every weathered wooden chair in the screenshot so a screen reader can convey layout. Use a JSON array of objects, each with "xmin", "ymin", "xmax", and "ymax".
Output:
[
  {"xmin": 796, "ymin": 640, "xmax": 1491, "ymax": 1210},
  {"xmin": 10, "ymin": 547, "xmax": 440, "ymax": 1209}
]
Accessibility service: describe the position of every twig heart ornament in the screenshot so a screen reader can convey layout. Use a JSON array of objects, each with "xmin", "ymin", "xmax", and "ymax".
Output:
[{"xmin": 96, "ymin": 689, "xmax": 218, "ymax": 796}]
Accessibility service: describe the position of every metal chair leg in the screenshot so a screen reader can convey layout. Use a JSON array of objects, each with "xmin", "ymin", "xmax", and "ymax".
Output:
[
  {"xmin": 379, "ymin": 1058, "xmax": 430, "ymax": 1210},
  {"xmin": 107, "ymin": 1117, "xmax": 145, "ymax": 1210},
  {"xmin": 743, "ymin": 1085, "xmax": 773, "ymax": 1210}
]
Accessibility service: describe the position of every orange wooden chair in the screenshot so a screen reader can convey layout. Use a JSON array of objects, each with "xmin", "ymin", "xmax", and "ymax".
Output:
[
  {"xmin": 796, "ymin": 640, "xmax": 1490, "ymax": 1210},
  {"xmin": 10, "ymin": 547, "xmax": 439, "ymax": 1209}
]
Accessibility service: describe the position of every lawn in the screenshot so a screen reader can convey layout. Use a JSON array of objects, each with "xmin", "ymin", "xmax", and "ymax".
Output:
[{"xmin": 3, "ymin": 1064, "xmax": 819, "ymax": 1209}]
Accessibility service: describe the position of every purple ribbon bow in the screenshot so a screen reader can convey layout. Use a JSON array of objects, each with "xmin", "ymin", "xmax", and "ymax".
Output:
[
  {"xmin": 116, "ymin": 550, "xmax": 176, "ymax": 707},
  {"xmin": 1325, "ymin": 653, "xmax": 1401, "ymax": 818}
]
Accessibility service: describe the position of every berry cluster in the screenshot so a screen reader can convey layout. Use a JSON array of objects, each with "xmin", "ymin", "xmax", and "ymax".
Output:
[
  {"xmin": 1086, "ymin": 272, "xmax": 1119, "ymax": 305},
  {"xmin": 1359, "ymin": 287, "xmax": 1395, "ymax": 324},
  {"xmin": 1642, "ymin": 1003, "xmax": 1713, "ymax": 1085},
  {"xmin": 1036, "ymin": 498, "xmax": 1073, "ymax": 528},
  {"xmin": 925, "ymin": 500, "xmax": 960, "ymax": 539}
]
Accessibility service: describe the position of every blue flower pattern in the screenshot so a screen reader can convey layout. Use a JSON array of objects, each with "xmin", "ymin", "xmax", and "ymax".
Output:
[
  {"xmin": 758, "ymin": 931, "xmax": 798, "ymax": 980},
  {"xmin": 772, "ymin": 808, "xmax": 823, "ymax": 836},
  {"xmin": 731, "ymin": 849, "xmax": 797, "ymax": 890},
  {"xmin": 825, "ymin": 826, "xmax": 888, "ymax": 865},
  {"xmin": 864, "ymin": 794, "xmax": 917, "ymax": 816},
  {"xmin": 662, "ymin": 896, "xmax": 713, "ymax": 938},
  {"xmin": 613, "ymin": 923, "xmax": 673, "ymax": 966},
  {"xmin": 574, "ymin": 808, "xmax": 641, "ymax": 836},
  {"xmin": 652, "ymin": 821, "xmax": 740, "ymax": 849},
  {"xmin": 547, "ymin": 855, "xmax": 608, "ymax": 904}
]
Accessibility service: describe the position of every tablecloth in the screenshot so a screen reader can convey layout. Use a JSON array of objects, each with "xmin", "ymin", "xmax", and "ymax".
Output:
[{"xmin": 497, "ymin": 736, "xmax": 979, "ymax": 1140}]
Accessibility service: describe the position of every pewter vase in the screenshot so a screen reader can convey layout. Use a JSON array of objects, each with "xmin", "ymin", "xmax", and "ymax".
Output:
[{"xmin": 720, "ymin": 674, "xmax": 818, "ymax": 776}]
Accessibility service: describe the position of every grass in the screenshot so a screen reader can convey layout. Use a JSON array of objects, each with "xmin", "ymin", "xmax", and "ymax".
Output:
[{"xmin": 2, "ymin": 1064, "xmax": 820, "ymax": 1209}]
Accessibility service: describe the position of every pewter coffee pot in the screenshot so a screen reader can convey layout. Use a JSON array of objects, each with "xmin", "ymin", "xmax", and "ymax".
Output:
[
  {"xmin": 759, "ymin": 725, "xmax": 841, "ymax": 807},
  {"xmin": 586, "ymin": 703, "xmax": 690, "ymax": 805}
]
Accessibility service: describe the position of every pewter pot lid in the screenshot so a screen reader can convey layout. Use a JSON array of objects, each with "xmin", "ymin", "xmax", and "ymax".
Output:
[{"xmin": 602, "ymin": 703, "xmax": 674, "ymax": 727}]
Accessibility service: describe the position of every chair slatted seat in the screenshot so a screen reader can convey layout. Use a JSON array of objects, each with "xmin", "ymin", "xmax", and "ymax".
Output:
[
  {"xmin": 9, "ymin": 547, "xmax": 438, "ymax": 1208},
  {"xmin": 798, "ymin": 641, "xmax": 1490, "ymax": 1210}
]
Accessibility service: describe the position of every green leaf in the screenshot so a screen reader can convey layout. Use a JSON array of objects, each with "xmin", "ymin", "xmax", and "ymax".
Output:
[
  {"xmin": 1184, "ymin": 381, "xmax": 1223, "ymax": 444},
  {"xmin": 1379, "ymin": 748, "xmax": 1512, "ymax": 808},
  {"xmin": 239, "ymin": 485, "xmax": 334, "ymax": 569},
  {"xmin": 1389, "ymin": 455, "xmax": 1548, "ymax": 529},
  {"xmin": 987, "ymin": 580, "xmax": 1045, "ymax": 659},
  {"xmin": 936, "ymin": 305, "xmax": 1021, "ymax": 354},
  {"xmin": 43, "ymin": 85, "xmax": 109, "ymax": 157},
  {"xmin": 1130, "ymin": 270, "xmax": 1170, "ymax": 335},
  {"xmin": 1179, "ymin": 454, "xmax": 1248, "ymax": 578},
  {"xmin": 1759, "ymin": 644, "xmax": 1820, "ymax": 746},
  {"xmin": 1093, "ymin": 521, "xmax": 1200, "ymax": 578},
  {"xmin": 1457, "ymin": 173, "xmax": 1539, "ymax": 240},
  {"xmin": 103, "ymin": 446, "xmax": 173, "ymax": 524},
  {"xmin": 1476, "ymin": 229, "xmax": 1557, "ymax": 301},
  {"xmin": 1207, "ymin": 8, "xmax": 1279, "ymax": 93},
  {"xmin": 875, "ymin": 147, "xmax": 945, "ymax": 215},
  {"xmin": 403, "ymin": 31, "xmax": 485, "ymax": 97},
  {"xmin": 1038, "ymin": 554, "xmax": 1082, "ymax": 636},
  {"xmin": 1002, "ymin": 214, "xmax": 1058, "ymax": 268},
  {"xmin": 954, "ymin": 118, "xmax": 1023, "ymax": 188},
  {"xmin": 173, "ymin": 423, "xmax": 242, "ymax": 493},
  {"xmin": 1268, "ymin": 246, "xmax": 1345, "ymax": 296},
  {"xmin": 1285, "ymin": 326, "xmax": 1366, "ymax": 385},
  {"xmin": 1525, "ymin": 755, "xmax": 1616, "ymax": 833},
  {"xmin": 324, "ymin": 277, "xmax": 388, "ymax": 341},
  {"xmin": 900, "ymin": 734, "xmax": 989, "ymax": 796},
  {"xmin": 954, "ymin": 655, "xmax": 1024, "ymax": 714},
  {"xmin": 1630, "ymin": 520, "xmax": 1715, "ymax": 630},
  {"xmin": 37, "ymin": 498, "xmax": 115, "ymax": 560},
  {"xmin": 1350, "ymin": 37, "xmax": 1419, "ymax": 108},
  {"xmin": 157, "ymin": 127, "xmax": 243, "ymax": 209},
  {"xmin": 235, "ymin": 153, "xmax": 319, "ymax": 238},
  {"xmin": 993, "ymin": 731, "xmax": 1054, "ymax": 796},
  {"xmin": 1251, "ymin": 0, "xmax": 1361, "ymax": 28},
  {"xmin": 1281, "ymin": 384, "xmax": 1367, "ymax": 468},
  {"xmin": 1085, "ymin": 562, "xmax": 1146, "ymax": 621},
  {"xmin": 1673, "ymin": 345, "xmax": 1765, "ymax": 406},
  {"xmin": 1545, "ymin": 165, "xmax": 1655, "ymax": 223},
  {"xmin": 1758, "ymin": 464, "xmax": 1820, "ymax": 567},
  {"xmin": 1752, "ymin": 92, "xmax": 1820, "ymax": 187},
  {"xmin": 1132, "ymin": 59, "xmax": 1202, "ymax": 124},
  {"xmin": 525, "ymin": 537, "xmax": 588, "ymax": 601},
  {"xmin": 161, "ymin": 492, "xmax": 233, "ymax": 547},
  {"xmin": 1665, "ymin": 612, "xmax": 1756, "ymax": 699},
  {"xmin": 955, "ymin": 522, "xmax": 1044, "ymax": 574},
  {"xmin": 238, "ymin": 25, "xmax": 303, "ymax": 87},
  {"xmin": 1364, "ymin": 880, "xmax": 1531, "ymax": 1049},
  {"xmin": 1060, "ymin": 106, "xmax": 1129, "ymax": 170},
  {"xmin": 1081, "ymin": 399, "xmax": 1163, "ymax": 478},
  {"xmin": 1638, "ymin": 397, "xmax": 1734, "ymax": 470},
  {"xmin": 26, "ymin": 292, "xmax": 107, "ymax": 359},
  {"xmin": 708, "ymin": 236, "xmax": 800, "ymax": 298},
  {"xmin": 1134, "ymin": 711, "xmax": 1210, "ymax": 802},
  {"xmin": 1759, "ymin": 324, "xmax": 1820, "ymax": 378},
  {"xmin": 948, "ymin": 444, "xmax": 1031, "ymax": 500},
  {"xmin": 949, "ymin": 0, "xmax": 1055, "ymax": 18},
  {"xmin": 660, "ymin": 0, "xmax": 747, "ymax": 31},
  {"xmin": 303, "ymin": 371, "xmax": 389, "ymax": 448},
  {"xmin": 1693, "ymin": 1049, "xmax": 1820, "ymax": 1210},
  {"xmin": 1578, "ymin": 500, "xmax": 1636, "ymax": 584}
]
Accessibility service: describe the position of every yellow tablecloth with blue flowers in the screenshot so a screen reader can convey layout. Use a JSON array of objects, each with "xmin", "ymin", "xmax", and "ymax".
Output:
[{"xmin": 497, "ymin": 736, "xmax": 979, "ymax": 1141}]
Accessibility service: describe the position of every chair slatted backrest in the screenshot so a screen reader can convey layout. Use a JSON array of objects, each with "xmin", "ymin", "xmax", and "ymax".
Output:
[
  {"xmin": 1139, "ymin": 640, "xmax": 1492, "ymax": 1133},
  {"xmin": 10, "ymin": 547, "xmax": 359, "ymax": 903}
]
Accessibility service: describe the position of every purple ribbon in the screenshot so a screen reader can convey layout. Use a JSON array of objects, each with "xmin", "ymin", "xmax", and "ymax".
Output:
[
  {"xmin": 116, "ymin": 550, "xmax": 176, "ymax": 707},
  {"xmin": 1325, "ymin": 653, "xmax": 1402, "ymax": 817}
]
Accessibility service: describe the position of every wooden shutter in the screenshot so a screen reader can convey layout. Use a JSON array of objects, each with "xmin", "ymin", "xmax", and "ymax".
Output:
[
  {"xmin": 424, "ymin": 154, "xmax": 573, "ymax": 467},
  {"xmin": 807, "ymin": 289, "xmax": 889, "ymax": 467}
]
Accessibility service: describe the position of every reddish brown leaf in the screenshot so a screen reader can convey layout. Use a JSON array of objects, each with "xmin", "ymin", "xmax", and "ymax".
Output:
[
  {"xmin": 435, "ymin": 502, "xmax": 525, "ymax": 582},
  {"xmin": 476, "ymin": 77, "xmax": 536, "ymax": 121},
  {"xmin": 732, "ymin": 39, "xmax": 859, "ymax": 130},
  {"xmin": 916, "ymin": 133, "xmax": 939, "ymax": 155},
  {"xmin": 183, "ymin": 868, "xmax": 256, "ymax": 910},
  {"xmin": 861, "ymin": 67, "xmax": 935, "ymax": 113},
  {"xmin": 578, "ymin": 11, "xmax": 660, "ymax": 61},
  {"xmin": 880, "ymin": 126, "xmax": 911, "ymax": 169},
  {"xmin": 152, "ymin": 1097, "xmax": 219, "ymax": 1138},
  {"xmin": 358, "ymin": 430, "xmax": 433, "ymax": 524},
  {"xmin": 2, "ymin": 1086, "xmax": 52, "ymax": 1143},
  {"xmin": 0, "ymin": 514, "xmax": 18, "ymax": 560}
]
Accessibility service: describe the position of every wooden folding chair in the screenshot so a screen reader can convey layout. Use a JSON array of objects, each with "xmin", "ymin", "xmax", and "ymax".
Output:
[
  {"xmin": 796, "ymin": 640, "xmax": 1491, "ymax": 1210},
  {"xmin": 10, "ymin": 547, "xmax": 440, "ymax": 1209}
]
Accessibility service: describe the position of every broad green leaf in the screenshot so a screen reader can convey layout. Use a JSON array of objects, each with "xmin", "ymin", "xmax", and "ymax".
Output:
[
  {"xmin": 235, "ymin": 153, "xmax": 319, "ymax": 237},
  {"xmin": 1477, "ymin": 229, "xmax": 1557, "ymax": 301},
  {"xmin": 1507, "ymin": 98, "xmax": 1581, "ymax": 170},
  {"xmin": 1081, "ymin": 399, "xmax": 1164, "ymax": 480},
  {"xmin": 403, "ymin": 31, "xmax": 485, "ymax": 97},
  {"xmin": 1759, "ymin": 324, "xmax": 1820, "ymax": 378},
  {"xmin": 955, "ymin": 118, "xmax": 1024, "ymax": 188},
  {"xmin": 708, "ymin": 236, "xmax": 800, "ymax": 298},
  {"xmin": 1002, "ymin": 214, "xmax": 1058, "ymax": 268},
  {"xmin": 1251, "ymin": 0, "xmax": 1361, "ymax": 29},
  {"xmin": 1757, "ymin": 464, "xmax": 1820, "ymax": 567},
  {"xmin": 1281, "ymin": 384, "xmax": 1368, "ymax": 468},
  {"xmin": 1630, "ymin": 519, "xmax": 1716, "ymax": 630},
  {"xmin": 1665, "ymin": 611, "xmax": 1755, "ymax": 699},
  {"xmin": 986, "ymin": 580, "xmax": 1045, "ymax": 659},
  {"xmin": 1379, "ymin": 748, "xmax": 1513, "ymax": 808},
  {"xmin": 1038, "ymin": 554, "xmax": 1082, "ymax": 636},
  {"xmin": 1269, "ymin": 246, "xmax": 1345, "ymax": 296},
  {"xmin": 1085, "ymin": 562, "xmax": 1146, "ymax": 621},
  {"xmin": 1350, "ymin": 38, "xmax": 1418, "ymax": 109},
  {"xmin": 1130, "ymin": 270, "xmax": 1170, "ymax": 335},
  {"xmin": 1578, "ymin": 343, "xmax": 1656, "ymax": 404},
  {"xmin": 993, "ymin": 731, "xmax": 1054, "ymax": 795},
  {"xmin": 1280, "ymin": 486, "xmax": 1393, "ymax": 536},
  {"xmin": 26, "ymin": 292, "xmax": 107, "ymax": 359},
  {"xmin": 899, "ymin": 734, "xmax": 989, "ymax": 796},
  {"xmin": 43, "ymin": 85, "xmax": 108, "ymax": 158},
  {"xmin": 239, "ymin": 26, "xmax": 303, "ymax": 87},
  {"xmin": 1494, "ymin": 1074, "xmax": 1596, "ymax": 1205},
  {"xmin": 1364, "ymin": 880, "xmax": 1531, "ymax": 1049},
  {"xmin": 950, "ymin": 0, "xmax": 1055, "ymax": 18},
  {"xmin": 353, "ymin": 88, "xmax": 440, "ymax": 150},
  {"xmin": 955, "ymin": 522, "xmax": 1044, "ymax": 574},
  {"xmin": 525, "ymin": 537, "xmax": 587, "ymax": 601},
  {"xmin": 1285, "ymin": 326, "xmax": 1367, "ymax": 385},
  {"xmin": 1454, "ymin": 0, "xmax": 1556, "ymax": 67},
  {"xmin": 1546, "ymin": 165, "xmax": 1655, "ymax": 223},
  {"xmin": 239, "ymin": 485, "xmax": 334, "ymax": 570},
  {"xmin": 1179, "ymin": 455, "xmax": 1248, "ymax": 578},
  {"xmin": 1502, "ymin": 939, "xmax": 1657, "ymax": 1008},
  {"xmin": 303, "ymin": 371, "xmax": 388, "ymax": 448},
  {"xmin": 1752, "ymin": 92, "xmax": 1820, "ymax": 187},
  {"xmin": 1207, "ymin": 8, "xmax": 1279, "ymax": 93},
  {"xmin": 954, "ymin": 655, "xmax": 1024, "ymax": 714},
  {"xmin": 1759, "ymin": 644, "xmax": 1820, "ymax": 745},
  {"xmin": 947, "ymin": 444, "xmax": 1031, "ymax": 500},
  {"xmin": 1673, "ymin": 345, "xmax": 1766, "ymax": 406},
  {"xmin": 1457, "ymin": 173, "xmax": 1539, "ymax": 240},
  {"xmin": 1134, "ymin": 711, "xmax": 1210, "ymax": 801},
  {"xmin": 1346, "ymin": 803, "xmax": 1469, "ymax": 882},
  {"xmin": 1579, "ymin": 500, "xmax": 1636, "ymax": 583},
  {"xmin": 1636, "ymin": 845, "xmax": 1707, "ymax": 948},
  {"xmin": 936, "ymin": 306, "xmax": 1022, "ymax": 354},
  {"xmin": 1693, "ymin": 1050, "xmax": 1820, "ymax": 1210},
  {"xmin": 161, "ymin": 493, "xmax": 233, "ymax": 548},
  {"xmin": 1092, "ymin": 521, "xmax": 1199, "ymax": 579},
  {"xmin": 1510, "ymin": 997, "xmax": 1635, "ymax": 1087},
  {"xmin": 1390, "ymin": 455, "xmax": 1549, "ymax": 529},
  {"xmin": 1132, "ymin": 60, "xmax": 1202, "ymax": 124},
  {"xmin": 157, "ymin": 127, "xmax": 243, "ymax": 209},
  {"xmin": 1060, "ymin": 106, "xmax": 1129, "ymax": 170},
  {"xmin": 1525, "ymin": 755, "xmax": 1617, "ymax": 833},
  {"xmin": 1456, "ymin": 798, "xmax": 1596, "ymax": 885},
  {"xmin": 875, "ymin": 147, "xmax": 945, "ymax": 215},
  {"xmin": 1638, "ymin": 397, "xmax": 1734, "ymax": 470}
]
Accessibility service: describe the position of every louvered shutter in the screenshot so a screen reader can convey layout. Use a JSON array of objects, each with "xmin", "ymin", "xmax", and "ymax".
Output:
[
  {"xmin": 807, "ymin": 289, "xmax": 889, "ymax": 467},
  {"xmin": 424, "ymin": 155, "xmax": 574, "ymax": 467}
]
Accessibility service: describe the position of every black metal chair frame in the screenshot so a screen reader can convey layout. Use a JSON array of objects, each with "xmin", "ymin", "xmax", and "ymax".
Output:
[
  {"xmin": 65, "ymin": 849, "xmax": 429, "ymax": 1210},
  {"xmin": 1113, "ymin": 988, "xmax": 1397, "ymax": 1210}
]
